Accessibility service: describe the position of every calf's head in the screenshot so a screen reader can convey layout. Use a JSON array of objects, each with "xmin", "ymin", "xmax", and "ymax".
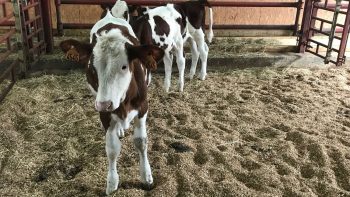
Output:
[{"xmin": 60, "ymin": 33, "xmax": 163, "ymax": 112}]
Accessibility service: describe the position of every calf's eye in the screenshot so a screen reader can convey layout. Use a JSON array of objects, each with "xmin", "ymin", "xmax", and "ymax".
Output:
[{"xmin": 122, "ymin": 65, "xmax": 127, "ymax": 70}]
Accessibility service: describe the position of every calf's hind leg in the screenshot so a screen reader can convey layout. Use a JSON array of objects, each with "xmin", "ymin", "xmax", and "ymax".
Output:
[
  {"xmin": 188, "ymin": 37, "xmax": 199, "ymax": 80},
  {"xmin": 163, "ymin": 52, "xmax": 173, "ymax": 92},
  {"xmin": 194, "ymin": 30, "xmax": 208, "ymax": 80},
  {"xmin": 175, "ymin": 41, "xmax": 185, "ymax": 92}
]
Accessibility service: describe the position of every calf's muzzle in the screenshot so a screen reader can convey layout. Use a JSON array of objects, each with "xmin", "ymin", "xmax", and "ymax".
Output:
[{"xmin": 95, "ymin": 100, "xmax": 114, "ymax": 112}]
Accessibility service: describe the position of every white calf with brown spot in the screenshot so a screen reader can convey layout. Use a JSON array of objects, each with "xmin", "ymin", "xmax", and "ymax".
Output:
[{"xmin": 60, "ymin": 10, "xmax": 164, "ymax": 195}]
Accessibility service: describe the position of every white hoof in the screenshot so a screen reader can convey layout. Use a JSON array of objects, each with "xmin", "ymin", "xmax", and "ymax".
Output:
[
  {"xmin": 178, "ymin": 84, "xmax": 184, "ymax": 92},
  {"xmin": 189, "ymin": 70, "xmax": 196, "ymax": 80},
  {"xmin": 141, "ymin": 173, "xmax": 153, "ymax": 185},
  {"xmin": 164, "ymin": 85, "xmax": 170, "ymax": 93},
  {"xmin": 164, "ymin": 80, "xmax": 171, "ymax": 92},
  {"xmin": 198, "ymin": 72, "xmax": 207, "ymax": 81},
  {"xmin": 106, "ymin": 173, "xmax": 119, "ymax": 195}
]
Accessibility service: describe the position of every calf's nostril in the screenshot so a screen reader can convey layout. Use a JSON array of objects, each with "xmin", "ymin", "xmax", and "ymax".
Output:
[
  {"xmin": 106, "ymin": 101, "xmax": 113, "ymax": 110},
  {"xmin": 95, "ymin": 100, "xmax": 113, "ymax": 111}
]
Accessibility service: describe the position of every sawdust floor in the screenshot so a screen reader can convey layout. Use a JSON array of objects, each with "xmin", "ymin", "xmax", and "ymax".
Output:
[{"xmin": 1, "ymin": 64, "xmax": 350, "ymax": 197}]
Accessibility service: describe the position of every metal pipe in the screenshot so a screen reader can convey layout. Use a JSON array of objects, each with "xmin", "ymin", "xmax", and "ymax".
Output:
[
  {"xmin": 0, "ymin": 12, "xmax": 13, "ymax": 24},
  {"xmin": 0, "ymin": 59, "xmax": 17, "ymax": 103},
  {"xmin": 63, "ymin": 23, "xmax": 295, "ymax": 30},
  {"xmin": 55, "ymin": 0, "xmax": 63, "ymax": 36},
  {"xmin": 336, "ymin": 1, "xmax": 350, "ymax": 66},
  {"xmin": 314, "ymin": 4, "xmax": 347, "ymax": 14},
  {"xmin": 0, "ymin": 21, "xmax": 14, "ymax": 26},
  {"xmin": 305, "ymin": 49, "xmax": 337, "ymax": 65},
  {"xmin": 0, "ymin": 0, "xmax": 9, "ymax": 4},
  {"xmin": 293, "ymin": 0, "xmax": 303, "ymax": 36},
  {"xmin": 0, "ymin": 28, "xmax": 15, "ymax": 43},
  {"xmin": 310, "ymin": 3, "xmax": 319, "ymax": 36},
  {"xmin": 298, "ymin": 0, "xmax": 314, "ymax": 53},
  {"xmin": 22, "ymin": 2, "xmax": 39, "ymax": 11},
  {"xmin": 19, "ymin": 2, "xmax": 32, "ymax": 68},
  {"xmin": 207, "ymin": 25, "xmax": 295, "ymax": 30},
  {"xmin": 325, "ymin": 0, "xmax": 342, "ymax": 64},
  {"xmin": 55, "ymin": 0, "xmax": 301, "ymax": 35},
  {"xmin": 2, "ymin": 2, "xmax": 11, "ymax": 50},
  {"xmin": 59, "ymin": 0, "xmax": 300, "ymax": 7},
  {"xmin": 310, "ymin": 27, "xmax": 342, "ymax": 40},
  {"xmin": 308, "ymin": 38, "xmax": 339, "ymax": 53},
  {"xmin": 314, "ymin": 2, "xmax": 349, "ymax": 9},
  {"xmin": 41, "ymin": 0, "xmax": 53, "ymax": 52},
  {"xmin": 312, "ymin": 16, "xmax": 333, "ymax": 24}
]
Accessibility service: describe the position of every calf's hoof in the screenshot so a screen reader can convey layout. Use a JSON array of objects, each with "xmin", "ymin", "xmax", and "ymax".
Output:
[
  {"xmin": 142, "ymin": 173, "xmax": 153, "ymax": 185},
  {"xmin": 198, "ymin": 73, "xmax": 207, "ymax": 81},
  {"xmin": 106, "ymin": 174, "xmax": 119, "ymax": 195},
  {"xmin": 189, "ymin": 72, "xmax": 195, "ymax": 80}
]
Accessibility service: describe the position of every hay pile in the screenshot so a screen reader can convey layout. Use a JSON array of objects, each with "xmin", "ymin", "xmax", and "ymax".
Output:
[
  {"xmin": 1, "ymin": 64, "xmax": 350, "ymax": 196},
  {"xmin": 207, "ymin": 38, "xmax": 280, "ymax": 57},
  {"xmin": 0, "ymin": 73, "xmax": 105, "ymax": 195}
]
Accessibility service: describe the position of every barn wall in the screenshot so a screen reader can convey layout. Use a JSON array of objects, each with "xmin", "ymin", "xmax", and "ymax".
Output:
[
  {"xmin": 212, "ymin": 0, "xmax": 296, "ymax": 25},
  {"xmin": 50, "ymin": 0, "xmax": 299, "ymax": 26}
]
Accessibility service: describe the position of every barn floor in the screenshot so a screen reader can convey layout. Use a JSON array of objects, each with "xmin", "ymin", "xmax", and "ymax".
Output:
[{"xmin": 1, "ymin": 56, "xmax": 350, "ymax": 197}]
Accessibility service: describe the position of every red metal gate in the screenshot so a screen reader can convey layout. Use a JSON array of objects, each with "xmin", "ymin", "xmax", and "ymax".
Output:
[
  {"xmin": 0, "ymin": 0, "xmax": 53, "ymax": 102},
  {"xmin": 0, "ymin": 0, "xmax": 19, "ymax": 102},
  {"xmin": 298, "ymin": 0, "xmax": 350, "ymax": 66},
  {"xmin": 17, "ymin": 0, "xmax": 46, "ymax": 69}
]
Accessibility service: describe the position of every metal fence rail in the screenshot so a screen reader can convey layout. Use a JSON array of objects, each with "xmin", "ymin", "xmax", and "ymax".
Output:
[
  {"xmin": 0, "ymin": 1, "xmax": 19, "ymax": 102},
  {"xmin": 18, "ymin": 0, "xmax": 47, "ymax": 69},
  {"xmin": 298, "ymin": 0, "xmax": 350, "ymax": 66},
  {"xmin": 54, "ymin": 0, "xmax": 303, "ymax": 36}
]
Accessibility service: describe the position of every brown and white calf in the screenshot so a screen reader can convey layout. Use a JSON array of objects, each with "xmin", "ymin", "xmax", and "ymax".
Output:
[
  {"xmin": 60, "ymin": 11, "xmax": 163, "ymax": 195},
  {"xmin": 111, "ymin": 0, "xmax": 214, "ymax": 83},
  {"xmin": 173, "ymin": 0, "xmax": 213, "ymax": 80},
  {"xmin": 110, "ymin": 0, "xmax": 186, "ymax": 92},
  {"xmin": 134, "ymin": 5, "xmax": 188, "ymax": 92}
]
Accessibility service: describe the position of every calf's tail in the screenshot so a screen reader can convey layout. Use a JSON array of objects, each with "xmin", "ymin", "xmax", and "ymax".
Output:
[{"xmin": 201, "ymin": 0, "xmax": 214, "ymax": 43}]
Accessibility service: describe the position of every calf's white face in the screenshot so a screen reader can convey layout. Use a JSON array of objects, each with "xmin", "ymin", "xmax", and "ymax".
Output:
[{"xmin": 93, "ymin": 29, "xmax": 132, "ymax": 112}]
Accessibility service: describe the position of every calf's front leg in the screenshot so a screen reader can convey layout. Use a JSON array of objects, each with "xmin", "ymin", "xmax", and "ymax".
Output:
[
  {"xmin": 106, "ymin": 123, "xmax": 122, "ymax": 195},
  {"xmin": 133, "ymin": 113, "xmax": 153, "ymax": 186}
]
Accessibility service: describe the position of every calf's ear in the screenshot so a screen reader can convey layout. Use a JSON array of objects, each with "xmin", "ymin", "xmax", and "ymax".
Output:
[
  {"xmin": 59, "ymin": 39, "xmax": 93, "ymax": 64},
  {"xmin": 127, "ymin": 44, "xmax": 164, "ymax": 71}
]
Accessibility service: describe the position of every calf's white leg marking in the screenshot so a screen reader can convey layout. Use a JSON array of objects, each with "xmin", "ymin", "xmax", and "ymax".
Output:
[
  {"xmin": 163, "ymin": 52, "xmax": 173, "ymax": 92},
  {"xmin": 105, "ymin": 122, "xmax": 121, "ymax": 195},
  {"xmin": 133, "ymin": 113, "xmax": 153, "ymax": 186},
  {"xmin": 174, "ymin": 41, "xmax": 185, "ymax": 92},
  {"xmin": 188, "ymin": 37, "xmax": 199, "ymax": 80},
  {"xmin": 193, "ymin": 29, "xmax": 208, "ymax": 80}
]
